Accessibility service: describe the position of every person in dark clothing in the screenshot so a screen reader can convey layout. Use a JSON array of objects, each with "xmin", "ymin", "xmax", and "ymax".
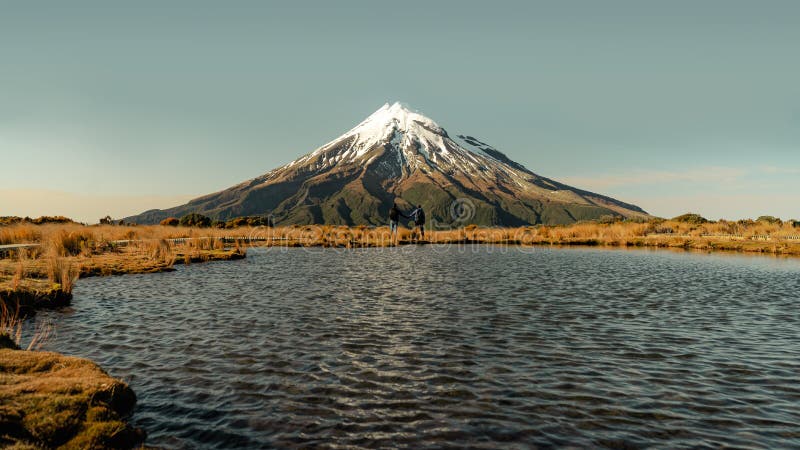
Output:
[
  {"xmin": 407, "ymin": 204, "xmax": 426, "ymax": 239},
  {"xmin": 388, "ymin": 203, "xmax": 407, "ymax": 242}
]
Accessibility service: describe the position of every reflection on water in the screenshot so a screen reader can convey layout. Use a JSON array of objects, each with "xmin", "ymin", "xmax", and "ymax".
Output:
[{"xmin": 37, "ymin": 246, "xmax": 800, "ymax": 448}]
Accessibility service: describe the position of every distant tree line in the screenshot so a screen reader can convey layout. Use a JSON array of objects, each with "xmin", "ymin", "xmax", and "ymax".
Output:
[
  {"xmin": 588, "ymin": 213, "xmax": 800, "ymax": 228},
  {"xmin": 159, "ymin": 213, "xmax": 273, "ymax": 228},
  {"xmin": 0, "ymin": 216, "xmax": 75, "ymax": 226},
  {"xmin": 98, "ymin": 215, "xmax": 128, "ymax": 226},
  {"xmin": 671, "ymin": 213, "xmax": 797, "ymax": 227}
]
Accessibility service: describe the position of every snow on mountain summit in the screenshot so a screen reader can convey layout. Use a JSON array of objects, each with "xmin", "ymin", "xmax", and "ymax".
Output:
[
  {"xmin": 349, "ymin": 102, "xmax": 446, "ymax": 142},
  {"xmin": 283, "ymin": 102, "xmax": 530, "ymax": 185}
]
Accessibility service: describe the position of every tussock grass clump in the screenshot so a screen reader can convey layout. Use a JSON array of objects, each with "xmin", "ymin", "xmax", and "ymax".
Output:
[
  {"xmin": 0, "ymin": 301, "xmax": 22, "ymax": 350},
  {"xmin": 196, "ymin": 237, "xmax": 224, "ymax": 251},
  {"xmin": 144, "ymin": 239, "xmax": 176, "ymax": 267},
  {"xmin": 0, "ymin": 224, "xmax": 42, "ymax": 246},
  {"xmin": 10, "ymin": 250, "xmax": 27, "ymax": 291},
  {"xmin": 44, "ymin": 256, "xmax": 79, "ymax": 294},
  {"xmin": 47, "ymin": 230, "xmax": 94, "ymax": 257},
  {"xmin": 0, "ymin": 302, "xmax": 53, "ymax": 351}
]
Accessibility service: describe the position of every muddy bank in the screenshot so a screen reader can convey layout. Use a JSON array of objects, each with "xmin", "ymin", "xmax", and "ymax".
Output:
[{"xmin": 0, "ymin": 288, "xmax": 72, "ymax": 314}]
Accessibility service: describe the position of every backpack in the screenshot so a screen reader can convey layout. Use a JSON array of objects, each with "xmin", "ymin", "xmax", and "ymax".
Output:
[{"xmin": 416, "ymin": 209, "xmax": 426, "ymax": 224}]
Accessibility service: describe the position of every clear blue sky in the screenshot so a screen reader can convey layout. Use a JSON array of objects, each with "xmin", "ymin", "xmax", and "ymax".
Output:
[{"xmin": 1, "ymin": 0, "xmax": 799, "ymax": 222}]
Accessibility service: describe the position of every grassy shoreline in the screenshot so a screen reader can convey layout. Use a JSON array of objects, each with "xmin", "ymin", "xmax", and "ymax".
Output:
[
  {"xmin": 1, "ymin": 218, "xmax": 798, "ymax": 306},
  {"xmin": 244, "ymin": 221, "xmax": 800, "ymax": 256}
]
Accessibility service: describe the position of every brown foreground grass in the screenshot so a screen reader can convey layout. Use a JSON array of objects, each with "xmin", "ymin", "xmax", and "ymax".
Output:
[{"xmin": 0, "ymin": 346, "xmax": 144, "ymax": 449}]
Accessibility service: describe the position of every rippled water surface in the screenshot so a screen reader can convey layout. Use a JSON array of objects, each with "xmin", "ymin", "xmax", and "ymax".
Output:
[{"xmin": 38, "ymin": 246, "xmax": 800, "ymax": 449}]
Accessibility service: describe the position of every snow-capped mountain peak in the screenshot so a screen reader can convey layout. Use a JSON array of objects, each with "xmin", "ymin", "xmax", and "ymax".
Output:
[
  {"xmin": 300, "ymin": 102, "xmax": 449, "ymax": 167},
  {"xmin": 352, "ymin": 102, "xmax": 445, "ymax": 138},
  {"xmin": 286, "ymin": 101, "xmax": 522, "ymax": 181},
  {"xmin": 126, "ymin": 101, "xmax": 648, "ymax": 226}
]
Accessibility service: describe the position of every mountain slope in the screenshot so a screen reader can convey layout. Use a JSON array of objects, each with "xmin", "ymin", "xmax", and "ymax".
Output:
[{"xmin": 127, "ymin": 102, "xmax": 648, "ymax": 226}]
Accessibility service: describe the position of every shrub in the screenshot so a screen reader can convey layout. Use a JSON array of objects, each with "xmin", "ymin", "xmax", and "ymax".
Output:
[
  {"xmin": 597, "ymin": 214, "xmax": 620, "ymax": 224},
  {"xmin": 159, "ymin": 217, "xmax": 179, "ymax": 226},
  {"xmin": 0, "ymin": 216, "xmax": 23, "ymax": 226},
  {"xmin": 647, "ymin": 225, "xmax": 674, "ymax": 234},
  {"xmin": 225, "ymin": 217, "xmax": 249, "ymax": 228},
  {"xmin": 624, "ymin": 216, "xmax": 649, "ymax": 224},
  {"xmin": 224, "ymin": 216, "xmax": 273, "ymax": 228},
  {"xmin": 672, "ymin": 213, "xmax": 708, "ymax": 225},
  {"xmin": 756, "ymin": 215, "xmax": 782, "ymax": 225},
  {"xmin": 0, "ymin": 216, "xmax": 75, "ymax": 226},
  {"xmin": 49, "ymin": 230, "xmax": 93, "ymax": 256},
  {"xmin": 179, "ymin": 213, "xmax": 212, "ymax": 228},
  {"xmin": 29, "ymin": 216, "xmax": 74, "ymax": 225},
  {"xmin": 737, "ymin": 218, "xmax": 756, "ymax": 227}
]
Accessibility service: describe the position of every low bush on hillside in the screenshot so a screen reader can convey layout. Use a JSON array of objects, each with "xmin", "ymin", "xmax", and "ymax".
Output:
[
  {"xmin": 223, "ymin": 216, "xmax": 273, "ymax": 228},
  {"xmin": 756, "ymin": 215, "xmax": 782, "ymax": 225},
  {"xmin": 179, "ymin": 213, "xmax": 212, "ymax": 228},
  {"xmin": 159, "ymin": 217, "xmax": 180, "ymax": 226},
  {"xmin": 672, "ymin": 213, "xmax": 709, "ymax": 225},
  {"xmin": 597, "ymin": 214, "xmax": 622, "ymax": 224}
]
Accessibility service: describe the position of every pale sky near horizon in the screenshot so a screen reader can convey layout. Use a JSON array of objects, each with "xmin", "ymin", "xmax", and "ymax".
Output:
[{"xmin": 1, "ymin": 1, "xmax": 799, "ymax": 223}]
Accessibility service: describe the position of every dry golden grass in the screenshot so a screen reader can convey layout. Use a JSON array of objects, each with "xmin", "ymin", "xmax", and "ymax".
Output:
[
  {"xmin": 245, "ymin": 220, "xmax": 800, "ymax": 254},
  {"xmin": 1, "ymin": 217, "xmax": 798, "ymax": 299},
  {"xmin": 0, "ymin": 225, "xmax": 41, "ymax": 246},
  {"xmin": 140, "ymin": 239, "xmax": 176, "ymax": 267},
  {"xmin": 0, "ymin": 301, "xmax": 23, "ymax": 349},
  {"xmin": 0, "ymin": 302, "xmax": 53, "ymax": 351},
  {"xmin": 0, "ymin": 222, "xmax": 245, "ymax": 248},
  {"xmin": 0, "ymin": 219, "xmax": 797, "ymax": 249},
  {"xmin": 44, "ymin": 256, "xmax": 80, "ymax": 294}
]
